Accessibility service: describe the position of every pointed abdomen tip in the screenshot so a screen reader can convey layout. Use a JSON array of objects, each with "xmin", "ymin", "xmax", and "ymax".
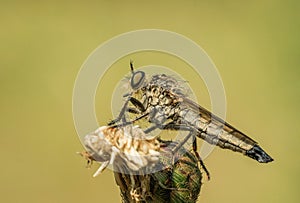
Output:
[{"xmin": 246, "ymin": 145, "xmax": 274, "ymax": 163}]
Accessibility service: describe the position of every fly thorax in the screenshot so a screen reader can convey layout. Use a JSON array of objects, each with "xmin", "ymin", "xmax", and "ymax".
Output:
[
  {"xmin": 163, "ymin": 105, "xmax": 172, "ymax": 116},
  {"xmin": 149, "ymin": 106, "xmax": 168, "ymax": 123},
  {"xmin": 151, "ymin": 96, "xmax": 159, "ymax": 105},
  {"xmin": 150, "ymin": 85, "xmax": 161, "ymax": 97},
  {"xmin": 149, "ymin": 74, "xmax": 188, "ymax": 97}
]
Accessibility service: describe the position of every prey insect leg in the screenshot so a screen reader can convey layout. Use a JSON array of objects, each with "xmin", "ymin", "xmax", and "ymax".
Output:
[{"xmin": 93, "ymin": 160, "xmax": 109, "ymax": 177}]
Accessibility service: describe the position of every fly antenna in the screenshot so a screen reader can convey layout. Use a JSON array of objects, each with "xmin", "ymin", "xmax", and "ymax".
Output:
[{"xmin": 130, "ymin": 60, "xmax": 134, "ymax": 73}]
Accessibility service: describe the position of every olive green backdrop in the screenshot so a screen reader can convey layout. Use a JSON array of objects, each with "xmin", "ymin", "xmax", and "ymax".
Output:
[{"xmin": 1, "ymin": 1, "xmax": 299, "ymax": 202}]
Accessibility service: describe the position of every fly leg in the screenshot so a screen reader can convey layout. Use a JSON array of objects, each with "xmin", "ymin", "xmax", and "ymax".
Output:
[
  {"xmin": 145, "ymin": 122, "xmax": 211, "ymax": 180},
  {"xmin": 167, "ymin": 125, "xmax": 211, "ymax": 180},
  {"xmin": 127, "ymin": 107, "xmax": 140, "ymax": 114},
  {"xmin": 192, "ymin": 138, "xmax": 210, "ymax": 180},
  {"xmin": 171, "ymin": 130, "xmax": 194, "ymax": 155},
  {"xmin": 144, "ymin": 121, "xmax": 194, "ymax": 150},
  {"xmin": 108, "ymin": 96, "xmax": 131, "ymax": 125},
  {"xmin": 129, "ymin": 97, "xmax": 146, "ymax": 112},
  {"xmin": 144, "ymin": 121, "xmax": 192, "ymax": 133},
  {"xmin": 161, "ymin": 121, "xmax": 211, "ymax": 179},
  {"xmin": 108, "ymin": 96, "xmax": 146, "ymax": 126},
  {"xmin": 143, "ymin": 121, "xmax": 192, "ymax": 148},
  {"xmin": 113, "ymin": 112, "xmax": 149, "ymax": 128},
  {"xmin": 144, "ymin": 122, "xmax": 194, "ymax": 159}
]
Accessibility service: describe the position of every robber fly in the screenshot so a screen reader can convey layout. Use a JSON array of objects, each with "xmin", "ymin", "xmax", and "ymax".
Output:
[
  {"xmin": 109, "ymin": 62, "xmax": 274, "ymax": 172},
  {"xmin": 80, "ymin": 125, "xmax": 160, "ymax": 177}
]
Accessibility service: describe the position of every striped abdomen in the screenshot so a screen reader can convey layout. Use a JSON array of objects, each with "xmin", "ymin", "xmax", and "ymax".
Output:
[{"xmin": 178, "ymin": 98, "xmax": 273, "ymax": 163}]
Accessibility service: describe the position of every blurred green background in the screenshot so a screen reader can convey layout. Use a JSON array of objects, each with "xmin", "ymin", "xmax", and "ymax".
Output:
[{"xmin": 1, "ymin": 0, "xmax": 299, "ymax": 202}]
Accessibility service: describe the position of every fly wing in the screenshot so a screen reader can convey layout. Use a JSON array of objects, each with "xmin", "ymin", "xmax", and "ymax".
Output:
[{"xmin": 180, "ymin": 97, "xmax": 273, "ymax": 163}]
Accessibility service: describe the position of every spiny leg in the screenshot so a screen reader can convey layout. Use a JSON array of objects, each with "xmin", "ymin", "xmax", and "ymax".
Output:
[
  {"xmin": 192, "ymin": 138, "xmax": 210, "ymax": 180},
  {"xmin": 149, "ymin": 122, "xmax": 211, "ymax": 180},
  {"xmin": 111, "ymin": 112, "xmax": 150, "ymax": 128},
  {"xmin": 171, "ymin": 130, "xmax": 194, "ymax": 156},
  {"xmin": 108, "ymin": 96, "xmax": 131, "ymax": 125},
  {"xmin": 144, "ymin": 121, "xmax": 192, "ymax": 134},
  {"xmin": 161, "ymin": 121, "xmax": 211, "ymax": 180},
  {"xmin": 127, "ymin": 107, "xmax": 140, "ymax": 114},
  {"xmin": 144, "ymin": 122, "xmax": 195, "ymax": 154},
  {"xmin": 130, "ymin": 97, "xmax": 146, "ymax": 112},
  {"xmin": 108, "ymin": 96, "xmax": 146, "ymax": 126}
]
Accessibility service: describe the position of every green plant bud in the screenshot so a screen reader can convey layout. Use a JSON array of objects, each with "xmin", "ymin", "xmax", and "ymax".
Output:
[{"xmin": 114, "ymin": 141, "xmax": 202, "ymax": 203}]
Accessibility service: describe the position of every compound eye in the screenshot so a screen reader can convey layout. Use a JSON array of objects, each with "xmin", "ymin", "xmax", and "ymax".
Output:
[{"xmin": 131, "ymin": 71, "xmax": 145, "ymax": 89}]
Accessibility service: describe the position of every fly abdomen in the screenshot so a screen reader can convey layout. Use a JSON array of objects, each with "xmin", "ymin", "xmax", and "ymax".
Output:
[
  {"xmin": 178, "ymin": 106, "xmax": 273, "ymax": 163},
  {"xmin": 178, "ymin": 109, "xmax": 253, "ymax": 151},
  {"xmin": 198, "ymin": 131, "xmax": 246, "ymax": 154},
  {"xmin": 210, "ymin": 123, "xmax": 273, "ymax": 163},
  {"xmin": 246, "ymin": 145, "xmax": 274, "ymax": 163},
  {"xmin": 197, "ymin": 124, "xmax": 273, "ymax": 163}
]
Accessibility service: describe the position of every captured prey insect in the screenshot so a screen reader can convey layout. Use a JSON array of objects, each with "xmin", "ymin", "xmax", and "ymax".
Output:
[
  {"xmin": 80, "ymin": 125, "xmax": 160, "ymax": 177},
  {"xmin": 109, "ymin": 62, "xmax": 274, "ymax": 172},
  {"xmin": 79, "ymin": 125, "xmax": 203, "ymax": 202}
]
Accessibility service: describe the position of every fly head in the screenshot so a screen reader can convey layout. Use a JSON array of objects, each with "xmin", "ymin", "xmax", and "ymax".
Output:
[{"xmin": 130, "ymin": 61, "xmax": 146, "ymax": 90}]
